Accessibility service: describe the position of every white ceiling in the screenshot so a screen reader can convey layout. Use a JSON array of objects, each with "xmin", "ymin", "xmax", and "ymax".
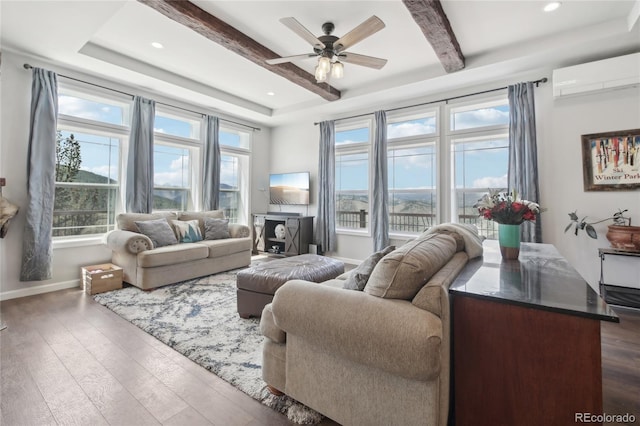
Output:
[{"xmin": 1, "ymin": 0, "xmax": 639, "ymax": 127}]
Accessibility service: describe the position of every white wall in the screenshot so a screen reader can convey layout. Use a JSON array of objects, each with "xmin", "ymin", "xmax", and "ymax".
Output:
[
  {"xmin": 537, "ymin": 84, "xmax": 640, "ymax": 289},
  {"xmin": 0, "ymin": 51, "xmax": 270, "ymax": 300},
  {"xmin": 269, "ymin": 74, "xmax": 640, "ymax": 286},
  {"xmin": 0, "ymin": 52, "xmax": 113, "ymax": 300}
]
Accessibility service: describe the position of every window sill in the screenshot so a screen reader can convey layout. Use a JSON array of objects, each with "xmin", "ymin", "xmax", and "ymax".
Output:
[
  {"xmin": 336, "ymin": 229, "xmax": 370, "ymax": 237},
  {"xmin": 53, "ymin": 236, "xmax": 104, "ymax": 249}
]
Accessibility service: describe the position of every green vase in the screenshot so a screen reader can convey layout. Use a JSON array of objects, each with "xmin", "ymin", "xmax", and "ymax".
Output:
[{"xmin": 498, "ymin": 224, "xmax": 521, "ymax": 260}]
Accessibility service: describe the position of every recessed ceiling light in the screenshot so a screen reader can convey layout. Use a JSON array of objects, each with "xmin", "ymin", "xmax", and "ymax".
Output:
[
  {"xmin": 267, "ymin": 91, "xmax": 275, "ymax": 96},
  {"xmin": 151, "ymin": 42, "xmax": 164, "ymax": 49},
  {"xmin": 543, "ymin": 2, "xmax": 561, "ymax": 12}
]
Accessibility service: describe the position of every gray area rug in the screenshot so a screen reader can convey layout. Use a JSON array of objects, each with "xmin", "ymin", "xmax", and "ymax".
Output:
[{"xmin": 93, "ymin": 268, "xmax": 323, "ymax": 424}]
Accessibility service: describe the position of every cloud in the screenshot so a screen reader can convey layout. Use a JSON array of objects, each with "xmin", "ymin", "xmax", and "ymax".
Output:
[
  {"xmin": 472, "ymin": 174, "xmax": 507, "ymax": 188},
  {"xmin": 155, "ymin": 156, "xmax": 189, "ymax": 187},
  {"xmin": 454, "ymin": 108, "xmax": 509, "ymax": 130},
  {"xmin": 59, "ymin": 96, "xmax": 104, "ymax": 121},
  {"xmin": 388, "ymin": 121, "xmax": 436, "ymax": 138},
  {"xmin": 154, "ymin": 128, "xmax": 166, "ymax": 133}
]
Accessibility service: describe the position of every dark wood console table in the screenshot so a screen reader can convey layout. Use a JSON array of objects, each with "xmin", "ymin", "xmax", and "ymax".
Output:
[
  {"xmin": 253, "ymin": 214, "xmax": 313, "ymax": 256},
  {"xmin": 449, "ymin": 241, "xmax": 618, "ymax": 426}
]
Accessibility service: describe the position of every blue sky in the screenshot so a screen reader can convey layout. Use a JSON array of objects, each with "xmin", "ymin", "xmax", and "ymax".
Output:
[
  {"xmin": 59, "ymin": 94, "xmax": 510, "ymax": 192},
  {"xmin": 336, "ymin": 104, "xmax": 510, "ymax": 191},
  {"xmin": 58, "ymin": 95, "xmax": 243, "ymax": 188}
]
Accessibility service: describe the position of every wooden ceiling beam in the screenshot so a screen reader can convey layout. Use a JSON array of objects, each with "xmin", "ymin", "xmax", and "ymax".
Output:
[
  {"xmin": 137, "ymin": 0, "xmax": 340, "ymax": 101},
  {"xmin": 402, "ymin": 0, "xmax": 465, "ymax": 73}
]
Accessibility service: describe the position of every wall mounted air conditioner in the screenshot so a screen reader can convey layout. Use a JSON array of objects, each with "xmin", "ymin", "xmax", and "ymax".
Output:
[{"xmin": 552, "ymin": 52, "xmax": 640, "ymax": 98}]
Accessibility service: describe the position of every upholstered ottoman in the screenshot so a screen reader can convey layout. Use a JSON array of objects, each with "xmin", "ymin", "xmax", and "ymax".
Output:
[{"xmin": 236, "ymin": 254, "xmax": 344, "ymax": 318}]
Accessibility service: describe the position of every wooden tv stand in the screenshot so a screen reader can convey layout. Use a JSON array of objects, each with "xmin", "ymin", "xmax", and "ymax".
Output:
[{"xmin": 252, "ymin": 214, "xmax": 313, "ymax": 256}]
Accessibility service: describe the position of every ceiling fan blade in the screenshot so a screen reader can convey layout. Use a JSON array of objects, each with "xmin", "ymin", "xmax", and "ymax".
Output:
[
  {"xmin": 334, "ymin": 16, "xmax": 385, "ymax": 52},
  {"xmin": 339, "ymin": 52, "xmax": 387, "ymax": 69},
  {"xmin": 266, "ymin": 53, "xmax": 318, "ymax": 65},
  {"xmin": 280, "ymin": 17, "xmax": 326, "ymax": 49}
]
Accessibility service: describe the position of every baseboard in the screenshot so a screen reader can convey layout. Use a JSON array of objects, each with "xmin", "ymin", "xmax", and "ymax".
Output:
[{"xmin": 0, "ymin": 279, "xmax": 81, "ymax": 301}]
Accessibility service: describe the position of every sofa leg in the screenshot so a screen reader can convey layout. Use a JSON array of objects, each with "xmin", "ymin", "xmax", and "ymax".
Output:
[
  {"xmin": 267, "ymin": 385, "xmax": 284, "ymax": 396},
  {"xmin": 239, "ymin": 313, "xmax": 252, "ymax": 319}
]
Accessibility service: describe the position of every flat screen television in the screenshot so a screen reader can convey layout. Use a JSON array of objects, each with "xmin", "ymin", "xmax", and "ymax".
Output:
[{"xmin": 269, "ymin": 172, "xmax": 310, "ymax": 205}]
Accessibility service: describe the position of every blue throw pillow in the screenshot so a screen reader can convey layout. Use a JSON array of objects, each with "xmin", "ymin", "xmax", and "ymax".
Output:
[{"xmin": 172, "ymin": 219, "xmax": 203, "ymax": 243}]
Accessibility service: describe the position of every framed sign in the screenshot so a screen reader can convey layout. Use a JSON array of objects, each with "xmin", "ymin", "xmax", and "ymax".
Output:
[{"xmin": 581, "ymin": 129, "xmax": 640, "ymax": 191}]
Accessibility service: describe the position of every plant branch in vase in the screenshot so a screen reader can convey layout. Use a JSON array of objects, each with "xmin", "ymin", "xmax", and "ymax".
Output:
[{"xmin": 565, "ymin": 209, "xmax": 640, "ymax": 251}]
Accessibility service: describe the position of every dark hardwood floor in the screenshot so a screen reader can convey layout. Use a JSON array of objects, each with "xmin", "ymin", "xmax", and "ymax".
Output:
[{"xmin": 1, "ymin": 287, "xmax": 638, "ymax": 426}]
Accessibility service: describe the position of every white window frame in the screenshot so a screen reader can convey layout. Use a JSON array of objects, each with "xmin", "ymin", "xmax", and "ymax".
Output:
[
  {"xmin": 335, "ymin": 118, "xmax": 372, "ymax": 236},
  {"xmin": 446, "ymin": 94, "xmax": 510, "ymax": 239},
  {"xmin": 386, "ymin": 107, "xmax": 440, "ymax": 237},
  {"xmin": 219, "ymin": 123, "xmax": 252, "ymax": 225},
  {"xmin": 53, "ymin": 84, "xmax": 130, "ymax": 244}
]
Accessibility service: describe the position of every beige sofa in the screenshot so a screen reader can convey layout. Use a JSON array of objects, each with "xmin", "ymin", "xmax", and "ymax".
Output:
[
  {"xmin": 104, "ymin": 211, "xmax": 252, "ymax": 290},
  {"xmin": 261, "ymin": 230, "xmax": 475, "ymax": 426}
]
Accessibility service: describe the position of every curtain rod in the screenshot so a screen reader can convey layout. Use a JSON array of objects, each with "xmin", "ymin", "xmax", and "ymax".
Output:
[
  {"xmin": 23, "ymin": 63, "xmax": 261, "ymax": 132},
  {"xmin": 313, "ymin": 77, "xmax": 548, "ymax": 125}
]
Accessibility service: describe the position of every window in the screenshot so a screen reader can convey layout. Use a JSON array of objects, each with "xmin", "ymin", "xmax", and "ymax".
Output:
[
  {"xmin": 152, "ymin": 108, "xmax": 201, "ymax": 212},
  {"xmin": 153, "ymin": 143, "xmax": 191, "ymax": 211},
  {"xmin": 333, "ymin": 96, "xmax": 510, "ymax": 239},
  {"xmin": 53, "ymin": 129, "xmax": 122, "ymax": 237},
  {"xmin": 335, "ymin": 122, "xmax": 370, "ymax": 231},
  {"xmin": 58, "ymin": 91, "xmax": 128, "ymax": 126},
  {"xmin": 449, "ymin": 98, "xmax": 510, "ymax": 239},
  {"xmin": 219, "ymin": 126, "xmax": 251, "ymax": 224},
  {"xmin": 387, "ymin": 111, "xmax": 438, "ymax": 234}
]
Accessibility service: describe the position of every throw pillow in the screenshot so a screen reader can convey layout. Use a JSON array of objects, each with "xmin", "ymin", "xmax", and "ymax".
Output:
[
  {"xmin": 134, "ymin": 218, "xmax": 178, "ymax": 248},
  {"xmin": 178, "ymin": 210, "xmax": 225, "ymax": 236},
  {"xmin": 343, "ymin": 245, "xmax": 396, "ymax": 291},
  {"xmin": 204, "ymin": 218, "xmax": 230, "ymax": 240},
  {"xmin": 172, "ymin": 219, "xmax": 203, "ymax": 243},
  {"xmin": 364, "ymin": 233, "xmax": 457, "ymax": 300}
]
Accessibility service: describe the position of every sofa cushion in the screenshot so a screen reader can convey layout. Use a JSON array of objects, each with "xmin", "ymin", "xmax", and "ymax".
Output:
[
  {"xmin": 117, "ymin": 212, "xmax": 177, "ymax": 232},
  {"xmin": 172, "ymin": 219, "xmax": 203, "ymax": 243},
  {"xmin": 432, "ymin": 229, "xmax": 465, "ymax": 252},
  {"xmin": 204, "ymin": 218, "xmax": 230, "ymax": 240},
  {"xmin": 178, "ymin": 210, "xmax": 225, "ymax": 235},
  {"xmin": 135, "ymin": 218, "xmax": 178, "ymax": 248},
  {"xmin": 364, "ymin": 233, "xmax": 457, "ymax": 300},
  {"xmin": 137, "ymin": 243, "xmax": 209, "ymax": 268},
  {"xmin": 412, "ymin": 251, "xmax": 469, "ymax": 317},
  {"xmin": 197, "ymin": 237, "xmax": 252, "ymax": 258},
  {"xmin": 343, "ymin": 245, "xmax": 395, "ymax": 291}
]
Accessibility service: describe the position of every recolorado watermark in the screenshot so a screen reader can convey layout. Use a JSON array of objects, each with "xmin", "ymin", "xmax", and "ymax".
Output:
[{"xmin": 575, "ymin": 412, "xmax": 636, "ymax": 423}]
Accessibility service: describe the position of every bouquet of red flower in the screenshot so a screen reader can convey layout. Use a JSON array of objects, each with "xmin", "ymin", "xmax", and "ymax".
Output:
[{"xmin": 475, "ymin": 190, "xmax": 541, "ymax": 225}]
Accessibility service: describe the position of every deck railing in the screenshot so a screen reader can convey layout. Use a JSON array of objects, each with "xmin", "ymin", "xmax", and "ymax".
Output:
[{"xmin": 337, "ymin": 210, "xmax": 499, "ymax": 239}]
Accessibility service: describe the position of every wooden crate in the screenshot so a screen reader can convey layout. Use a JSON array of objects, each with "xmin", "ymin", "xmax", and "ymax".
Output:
[{"xmin": 82, "ymin": 263, "xmax": 123, "ymax": 295}]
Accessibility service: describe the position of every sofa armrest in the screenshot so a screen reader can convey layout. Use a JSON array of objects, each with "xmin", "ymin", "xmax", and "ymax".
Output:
[
  {"xmin": 272, "ymin": 280, "xmax": 443, "ymax": 381},
  {"xmin": 229, "ymin": 223, "xmax": 251, "ymax": 238},
  {"xmin": 104, "ymin": 230, "xmax": 153, "ymax": 254}
]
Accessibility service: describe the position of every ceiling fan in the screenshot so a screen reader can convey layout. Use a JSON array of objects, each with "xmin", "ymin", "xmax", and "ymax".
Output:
[{"xmin": 266, "ymin": 16, "xmax": 387, "ymax": 83}]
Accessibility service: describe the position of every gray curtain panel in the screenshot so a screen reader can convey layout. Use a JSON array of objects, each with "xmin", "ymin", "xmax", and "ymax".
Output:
[
  {"xmin": 202, "ymin": 115, "xmax": 221, "ymax": 210},
  {"xmin": 372, "ymin": 110, "xmax": 389, "ymax": 251},
  {"xmin": 126, "ymin": 96, "xmax": 155, "ymax": 213},
  {"xmin": 315, "ymin": 120, "xmax": 337, "ymax": 253},
  {"xmin": 508, "ymin": 82, "xmax": 542, "ymax": 243},
  {"xmin": 20, "ymin": 68, "xmax": 58, "ymax": 281}
]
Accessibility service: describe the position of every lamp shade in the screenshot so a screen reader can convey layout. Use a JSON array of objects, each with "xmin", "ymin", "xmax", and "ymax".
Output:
[
  {"xmin": 314, "ymin": 65, "xmax": 327, "ymax": 83},
  {"xmin": 318, "ymin": 56, "xmax": 331, "ymax": 73},
  {"xmin": 331, "ymin": 61, "xmax": 344, "ymax": 79}
]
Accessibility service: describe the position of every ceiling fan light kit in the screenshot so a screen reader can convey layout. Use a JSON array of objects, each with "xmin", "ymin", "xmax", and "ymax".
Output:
[{"xmin": 267, "ymin": 16, "xmax": 387, "ymax": 84}]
